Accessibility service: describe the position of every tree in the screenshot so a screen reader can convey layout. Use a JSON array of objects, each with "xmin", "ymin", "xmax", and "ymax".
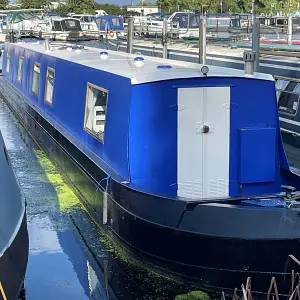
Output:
[
  {"xmin": 94, "ymin": 3, "xmax": 125, "ymax": 15},
  {"xmin": 0, "ymin": 0, "xmax": 8, "ymax": 9},
  {"xmin": 53, "ymin": 3, "xmax": 71, "ymax": 15},
  {"xmin": 21, "ymin": 0, "xmax": 51, "ymax": 9},
  {"xmin": 66, "ymin": 0, "xmax": 95, "ymax": 13},
  {"xmin": 156, "ymin": 0, "xmax": 173, "ymax": 13},
  {"xmin": 140, "ymin": 1, "xmax": 156, "ymax": 6}
]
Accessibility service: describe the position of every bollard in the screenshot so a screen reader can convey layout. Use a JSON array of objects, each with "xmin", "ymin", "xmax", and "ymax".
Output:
[
  {"xmin": 10, "ymin": 30, "xmax": 15, "ymax": 43},
  {"xmin": 251, "ymin": 17, "xmax": 260, "ymax": 72},
  {"xmin": 243, "ymin": 50, "xmax": 256, "ymax": 75},
  {"xmin": 162, "ymin": 17, "xmax": 168, "ymax": 59},
  {"xmin": 199, "ymin": 17, "xmax": 206, "ymax": 64},
  {"xmin": 44, "ymin": 35, "xmax": 50, "ymax": 52},
  {"xmin": 288, "ymin": 15, "xmax": 292, "ymax": 46},
  {"xmin": 127, "ymin": 18, "xmax": 134, "ymax": 54}
]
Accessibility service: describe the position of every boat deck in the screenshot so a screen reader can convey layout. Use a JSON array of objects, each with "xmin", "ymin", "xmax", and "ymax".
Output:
[{"xmin": 12, "ymin": 42, "xmax": 272, "ymax": 82}]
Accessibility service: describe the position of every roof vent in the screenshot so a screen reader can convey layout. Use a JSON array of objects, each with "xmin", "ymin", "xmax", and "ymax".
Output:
[
  {"xmin": 243, "ymin": 50, "xmax": 256, "ymax": 75},
  {"xmin": 100, "ymin": 51, "xmax": 108, "ymax": 59},
  {"xmin": 157, "ymin": 65, "xmax": 172, "ymax": 69},
  {"xmin": 44, "ymin": 37, "xmax": 50, "ymax": 53},
  {"xmin": 75, "ymin": 46, "xmax": 81, "ymax": 54},
  {"xmin": 133, "ymin": 56, "xmax": 144, "ymax": 67}
]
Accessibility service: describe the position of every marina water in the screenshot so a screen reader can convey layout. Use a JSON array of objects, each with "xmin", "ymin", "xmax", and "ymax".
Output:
[{"xmin": 0, "ymin": 99, "xmax": 198, "ymax": 299}]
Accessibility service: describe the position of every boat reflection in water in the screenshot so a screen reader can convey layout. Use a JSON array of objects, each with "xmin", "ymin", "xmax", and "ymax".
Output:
[
  {"xmin": 54, "ymin": 208, "xmax": 193, "ymax": 300},
  {"xmin": 0, "ymin": 100, "xmax": 191, "ymax": 300}
]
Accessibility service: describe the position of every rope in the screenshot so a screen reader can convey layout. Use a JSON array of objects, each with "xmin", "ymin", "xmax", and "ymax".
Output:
[
  {"xmin": 0, "ymin": 282, "xmax": 7, "ymax": 300},
  {"xmin": 96, "ymin": 175, "xmax": 110, "ymax": 192}
]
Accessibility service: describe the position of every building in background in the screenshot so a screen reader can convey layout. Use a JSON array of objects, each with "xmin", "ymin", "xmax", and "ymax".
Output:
[
  {"xmin": 127, "ymin": 6, "xmax": 159, "ymax": 15},
  {"xmin": 50, "ymin": 1, "xmax": 67, "ymax": 9}
]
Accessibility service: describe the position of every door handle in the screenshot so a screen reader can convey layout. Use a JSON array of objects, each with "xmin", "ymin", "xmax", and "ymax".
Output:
[{"xmin": 202, "ymin": 125, "xmax": 210, "ymax": 133}]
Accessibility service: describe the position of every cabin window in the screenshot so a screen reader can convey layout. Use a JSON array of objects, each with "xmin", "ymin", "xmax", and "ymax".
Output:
[
  {"xmin": 53, "ymin": 20, "xmax": 62, "ymax": 31},
  {"xmin": 84, "ymin": 83, "xmax": 108, "ymax": 142},
  {"xmin": 276, "ymin": 79, "xmax": 300, "ymax": 116},
  {"xmin": 111, "ymin": 17, "xmax": 120, "ymax": 26},
  {"xmin": 32, "ymin": 63, "xmax": 40, "ymax": 95},
  {"xmin": 84, "ymin": 16, "xmax": 92, "ymax": 22},
  {"xmin": 17, "ymin": 56, "xmax": 24, "ymax": 82},
  {"xmin": 100, "ymin": 19, "xmax": 107, "ymax": 29},
  {"xmin": 44, "ymin": 67, "xmax": 55, "ymax": 106},
  {"xmin": 64, "ymin": 19, "xmax": 79, "ymax": 31},
  {"xmin": 6, "ymin": 52, "xmax": 10, "ymax": 73}
]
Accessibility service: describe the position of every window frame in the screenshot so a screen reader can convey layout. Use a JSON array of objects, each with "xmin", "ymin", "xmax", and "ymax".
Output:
[
  {"xmin": 17, "ymin": 56, "xmax": 24, "ymax": 82},
  {"xmin": 275, "ymin": 75, "xmax": 300, "ymax": 117},
  {"xmin": 83, "ymin": 82, "xmax": 108, "ymax": 144},
  {"xmin": 32, "ymin": 62, "xmax": 41, "ymax": 95},
  {"xmin": 6, "ymin": 52, "xmax": 10, "ymax": 73},
  {"xmin": 44, "ymin": 67, "xmax": 55, "ymax": 106}
]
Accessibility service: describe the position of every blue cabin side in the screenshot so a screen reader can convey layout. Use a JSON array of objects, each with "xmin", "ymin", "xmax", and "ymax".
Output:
[
  {"xmin": 2, "ymin": 43, "xmax": 291, "ymax": 200},
  {"xmin": 96, "ymin": 15, "xmax": 124, "ymax": 32}
]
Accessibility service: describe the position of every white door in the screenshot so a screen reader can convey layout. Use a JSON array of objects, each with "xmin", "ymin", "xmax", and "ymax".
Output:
[{"xmin": 177, "ymin": 86, "xmax": 230, "ymax": 199}]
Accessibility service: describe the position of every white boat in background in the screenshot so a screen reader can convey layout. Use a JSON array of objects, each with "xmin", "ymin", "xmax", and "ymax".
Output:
[
  {"xmin": 72, "ymin": 14, "xmax": 99, "ymax": 38},
  {"xmin": 96, "ymin": 15, "xmax": 125, "ymax": 40},
  {"xmin": 141, "ymin": 12, "xmax": 200, "ymax": 38},
  {"xmin": 3, "ymin": 12, "xmax": 41, "ymax": 37},
  {"xmin": 0, "ymin": 14, "xmax": 7, "ymax": 42},
  {"xmin": 33, "ymin": 17, "xmax": 84, "ymax": 41}
]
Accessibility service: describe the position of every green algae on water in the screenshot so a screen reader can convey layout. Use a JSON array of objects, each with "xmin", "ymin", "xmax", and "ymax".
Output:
[
  {"xmin": 175, "ymin": 291, "xmax": 210, "ymax": 300},
  {"xmin": 34, "ymin": 150, "xmax": 84, "ymax": 213}
]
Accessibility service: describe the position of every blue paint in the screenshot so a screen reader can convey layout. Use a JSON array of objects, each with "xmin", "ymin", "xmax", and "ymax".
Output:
[
  {"xmin": 241, "ymin": 198, "xmax": 287, "ymax": 208},
  {"xmin": 4, "ymin": 44, "xmax": 131, "ymax": 181},
  {"xmin": 96, "ymin": 15, "xmax": 124, "ymax": 32},
  {"xmin": 129, "ymin": 82, "xmax": 178, "ymax": 196},
  {"xmin": 2, "ymin": 43, "xmax": 293, "ymax": 199},
  {"xmin": 239, "ymin": 127, "xmax": 276, "ymax": 183},
  {"xmin": 133, "ymin": 57, "xmax": 144, "ymax": 61},
  {"xmin": 157, "ymin": 65, "xmax": 173, "ymax": 69}
]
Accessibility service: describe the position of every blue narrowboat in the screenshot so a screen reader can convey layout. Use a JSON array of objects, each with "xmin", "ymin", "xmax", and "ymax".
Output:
[
  {"xmin": 95, "ymin": 15, "xmax": 124, "ymax": 40},
  {"xmin": 1, "ymin": 41, "xmax": 300, "ymax": 295}
]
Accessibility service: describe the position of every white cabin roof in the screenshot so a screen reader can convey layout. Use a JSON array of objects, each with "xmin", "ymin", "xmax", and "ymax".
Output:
[
  {"xmin": 72, "ymin": 14, "xmax": 95, "ymax": 17},
  {"xmin": 10, "ymin": 42, "xmax": 273, "ymax": 84},
  {"xmin": 50, "ymin": 17, "xmax": 78, "ymax": 21}
]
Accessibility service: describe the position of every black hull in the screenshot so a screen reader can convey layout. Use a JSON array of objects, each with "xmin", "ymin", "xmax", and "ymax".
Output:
[
  {"xmin": 2, "ymin": 79, "xmax": 300, "ymax": 296},
  {"xmin": 0, "ymin": 211, "xmax": 28, "ymax": 300}
]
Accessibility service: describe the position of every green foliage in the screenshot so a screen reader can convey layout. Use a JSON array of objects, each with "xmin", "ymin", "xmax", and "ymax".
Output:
[
  {"xmin": 21, "ymin": 0, "xmax": 51, "ymax": 9},
  {"xmin": 53, "ymin": 3, "xmax": 70, "ymax": 14},
  {"xmin": 157, "ymin": 0, "xmax": 299, "ymax": 14},
  {"xmin": 66, "ymin": 0, "xmax": 95, "ymax": 14},
  {"xmin": 141, "ymin": 1, "xmax": 156, "ymax": 6},
  {"xmin": 0, "ymin": 0, "xmax": 8, "ymax": 9},
  {"xmin": 94, "ymin": 3, "xmax": 126, "ymax": 15},
  {"xmin": 18, "ymin": 0, "xmax": 300, "ymax": 15},
  {"xmin": 175, "ymin": 290, "xmax": 210, "ymax": 300}
]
